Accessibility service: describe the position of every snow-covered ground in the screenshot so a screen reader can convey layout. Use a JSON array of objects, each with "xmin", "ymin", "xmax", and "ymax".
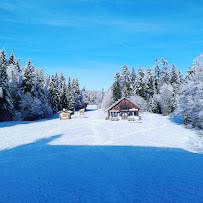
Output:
[
  {"xmin": 0, "ymin": 105, "xmax": 202, "ymax": 152},
  {"xmin": 0, "ymin": 105, "xmax": 203, "ymax": 202}
]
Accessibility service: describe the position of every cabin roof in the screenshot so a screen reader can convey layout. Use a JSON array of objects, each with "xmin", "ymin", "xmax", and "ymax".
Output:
[{"xmin": 107, "ymin": 97, "xmax": 140, "ymax": 111}]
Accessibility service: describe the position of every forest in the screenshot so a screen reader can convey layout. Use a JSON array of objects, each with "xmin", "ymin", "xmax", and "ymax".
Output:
[
  {"xmin": 0, "ymin": 48, "xmax": 202, "ymax": 129},
  {"xmin": 0, "ymin": 48, "xmax": 88, "ymax": 121},
  {"xmin": 101, "ymin": 55, "xmax": 203, "ymax": 129}
]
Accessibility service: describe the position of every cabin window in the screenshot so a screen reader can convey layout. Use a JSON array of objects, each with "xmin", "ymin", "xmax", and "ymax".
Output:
[
  {"xmin": 121, "ymin": 104, "xmax": 128, "ymax": 110},
  {"xmin": 129, "ymin": 112, "xmax": 133, "ymax": 116}
]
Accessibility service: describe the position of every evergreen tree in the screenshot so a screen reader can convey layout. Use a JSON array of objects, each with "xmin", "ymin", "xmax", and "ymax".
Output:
[
  {"xmin": 81, "ymin": 86, "xmax": 88, "ymax": 107},
  {"xmin": 121, "ymin": 65, "xmax": 131, "ymax": 97},
  {"xmin": 59, "ymin": 73, "xmax": 68, "ymax": 110},
  {"xmin": 21, "ymin": 58, "xmax": 36, "ymax": 96},
  {"xmin": 48, "ymin": 75, "xmax": 59, "ymax": 112},
  {"xmin": 136, "ymin": 66, "xmax": 146, "ymax": 98},
  {"xmin": 16, "ymin": 58, "xmax": 22, "ymax": 73},
  {"xmin": 35, "ymin": 68, "xmax": 45, "ymax": 100},
  {"xmin": 71, "ymin": 78, "xmax": 82, "ymax": 109},
  {"xmin": 160, "ymin": 57, "xmax": 170, "ymax": 85},
  {"xmin": 67, "ymin": 77, "xmax": 74, "ymax": 110},
  {"xmin": 44, "ymin": 75, "xmax": 51, "ymax": 104},
  {"xmin": 170, "ymin": 63, "xmax": 178, "ymax": 85},
  {"xmin": 75, "ymin": 78, "xmax": 83, "ymax": 109},
  {"xmin": 113, "ymin": 71, "xmax": 122, "ymax": 101},
  {"xmin": 144, "ymin": 67, "xmax": 154, "ymax": 99},
  {"xmin": 0, "ymin": 60, "xmax": 14, "ymax": 121},
  {"xmin": 0, "ymin": 48, "xmax": 7, "ymax": 65},
  {"xmin": 8, "ymin": 51, "xmax": 16, "ymax": 65},
  {"xmin": 185, "ymin": 66, "xmax": 194, "ymax": 83},
  {"xmin": 130, "ymin": 67, "xmax": 137, "ymax": 96},
  {"xmin": 153, "ymin": 58, "xmax": 161, "ymax": 92}
]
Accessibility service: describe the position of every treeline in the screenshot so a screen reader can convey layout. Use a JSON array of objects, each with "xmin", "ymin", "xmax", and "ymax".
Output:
[
  {"xmin": 0, "ymin": 48, "xmax": 87, "ymax": 121},
  {"xmin": 102, "ymin": 55, "xmax": 203, "ymax": 129},
  {"xmin": 86, "ymin": 89, "xmax": 104, "ymax": 107}
]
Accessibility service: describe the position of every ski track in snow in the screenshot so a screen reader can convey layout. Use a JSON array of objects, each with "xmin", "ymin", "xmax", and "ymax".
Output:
[{"xmin": 0, "ymin": 105, "xmax": 202, "ymax": 152}]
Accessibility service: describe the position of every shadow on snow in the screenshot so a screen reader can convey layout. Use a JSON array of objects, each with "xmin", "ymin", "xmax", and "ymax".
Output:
[
  {"xmin": 169, "ymin": 115, "xmax": 184, "ymax": 125},
  {"xmin": 0, "ymin": 135, "xmax": 203, "ymax": 202},
  {"xmin": 0, "ymin": 107, "xmax": 97, "ymax": 128},
  {"xmin": 0, "ymin": 114, "xmax": 59, "ymax": 129}
]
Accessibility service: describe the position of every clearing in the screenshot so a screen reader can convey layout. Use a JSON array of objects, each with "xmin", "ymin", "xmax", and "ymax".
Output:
[{"xmin": 0, "ymin": 105, "xmax": 202, "ymax": 202}]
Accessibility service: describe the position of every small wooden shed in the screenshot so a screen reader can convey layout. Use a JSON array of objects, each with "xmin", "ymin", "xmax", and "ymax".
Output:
[{"xmin": 59, "ymin": 109, "xmax": 73, "ymax": 120}]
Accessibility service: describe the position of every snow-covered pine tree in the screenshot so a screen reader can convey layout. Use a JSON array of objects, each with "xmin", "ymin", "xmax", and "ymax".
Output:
[
  {"xmin": 0, "ymin": 56, "xmax": 14, "ymax": 121},
  {"xmin": 59, "ymin": 73, "xmax": 68, "ymax": 110},
  {"xmin": 153, "ymin": 58, "xmax": 161, "ymax": 92},
  {"xmin": 170, "ymin": 63, "xmax": 178, "ymax": 85},
  {"xmin": 81, "ymin": 86, "xmax": 88, "ymax": 108},
  {"xmin": 0, "ymin": 48, "xmax": 7, "ymax": 65},
  {"xmin": 170, "ymin": 64, "xmax": 184, "ymax": 110},
  {"xmin": 121, "ymin": 65, "xmax": 131, "ymax": 97},
  {"xmin": 35, "ymin": 68, "xmax": 45, "ymax": 100},
  {"xmin": 185, "ymin": 66, "xmax": 195, "ymax": 83},
  {"xmin": 130, "ymin": 67, "xmax": 137, "ymax": 96},
  {"xmin": 8, "ymin": 51, "xmax": 16, "ymax": 65},
  {"xmin": 43, "ymin": 75, "xmax": 51, "ymax": 104},
  {"xmin": 67, "ymin": 77, "xmax": 74, "ymax": 110},
  {"xmin": 6, "ymin": 57, "xmax": 22, "ymax": 117},
  {"xmin": 113, "ymin": 71, "xmax": 122, "ymax": 101},
  {"xmin": 148, "ymin": 95, "xmax": 159, "ymax": 113},
  {"xmin": 160, "ymin": 57, "xmax": 170, "ymax": 85},
  {"xmin": 136, "ymin": 66, "xmax": 146, "ymax": 98},
  {"xmin": 75, "ymin": 78, "xmax": 83, "ymax": 109},
  {"xmin": 16, "ymin": 58, "xmax": 22, "ymax": 73},
  {"xmin": 21, "ymin": 58, "xmax": 36, "ymax": 96},
  {"xmin": 55, "ymin": 72, "xmax": 61, "ymax": 107},
  {"xmin": 144, "ymin": 67, "xmax": 154, "ymax": 99},
  {"xmin": 48, "ymin": 75, "xmax": 59, "ymax": 113}
]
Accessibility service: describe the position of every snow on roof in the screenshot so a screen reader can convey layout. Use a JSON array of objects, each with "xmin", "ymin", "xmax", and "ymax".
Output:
[
  {"xmin": 107, "ymin": 97, "xmax": 140, "ymax": 111},
  {"xmin": 58, "ymin": 109, "xmax": 73, "ymax": 113}
]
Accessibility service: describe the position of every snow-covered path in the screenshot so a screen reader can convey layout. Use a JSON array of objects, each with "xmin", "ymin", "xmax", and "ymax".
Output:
[
  {"xmin": 0, "ymin": 106, "xmax": 203, "ymax": 202},
  {"xmin": 0, "ymin": 105, "xmax": 201, "ymax": 152}
]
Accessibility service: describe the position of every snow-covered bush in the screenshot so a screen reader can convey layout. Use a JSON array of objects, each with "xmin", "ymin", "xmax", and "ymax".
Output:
[
  {"xmin": 129, "ymin": 95, "xmax": 148, "ymax": 112},
  {"xmin": 177, "ymin": 55, "xmax": 203, "ymax": 129},
  {"xmin": 158, "ymin": 84, "xmax": 176, "ymax": 116},
  {"xmin": 19, "ymin": 93, "xmax": 53, "ymax": 121},
  {"xmin": 101, "ymin": 88, "xmax": 114, "ymax": 111}
]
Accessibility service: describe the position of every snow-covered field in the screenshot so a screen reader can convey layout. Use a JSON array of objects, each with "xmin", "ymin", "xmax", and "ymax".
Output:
[
  {"xmin": 0, "ymin": 105, "xmax": 202, "ymax": 152},
  {"xmin": 0, "ymin": 105, "xmax": 203, "ymax": 202}
]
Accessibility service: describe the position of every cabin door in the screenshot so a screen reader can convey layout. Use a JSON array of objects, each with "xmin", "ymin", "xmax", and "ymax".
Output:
[{"xmin": 121, "ymin": 112, "xmax": 128, "ymax": 120}]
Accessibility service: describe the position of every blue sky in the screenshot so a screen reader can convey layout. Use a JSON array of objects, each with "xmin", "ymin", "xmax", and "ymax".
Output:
[{"xmin": 0, "ymin": 0, "xmax": 203, "ymax": 90}]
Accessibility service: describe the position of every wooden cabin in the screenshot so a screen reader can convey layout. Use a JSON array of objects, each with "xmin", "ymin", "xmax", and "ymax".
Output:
[
  {"xmin": 59, "ymin": 109, "xmax": 73, "ymax": 120},
  {"xmin": 107, "ymin": 97, "xmax": 140, "ymax": 121}
]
